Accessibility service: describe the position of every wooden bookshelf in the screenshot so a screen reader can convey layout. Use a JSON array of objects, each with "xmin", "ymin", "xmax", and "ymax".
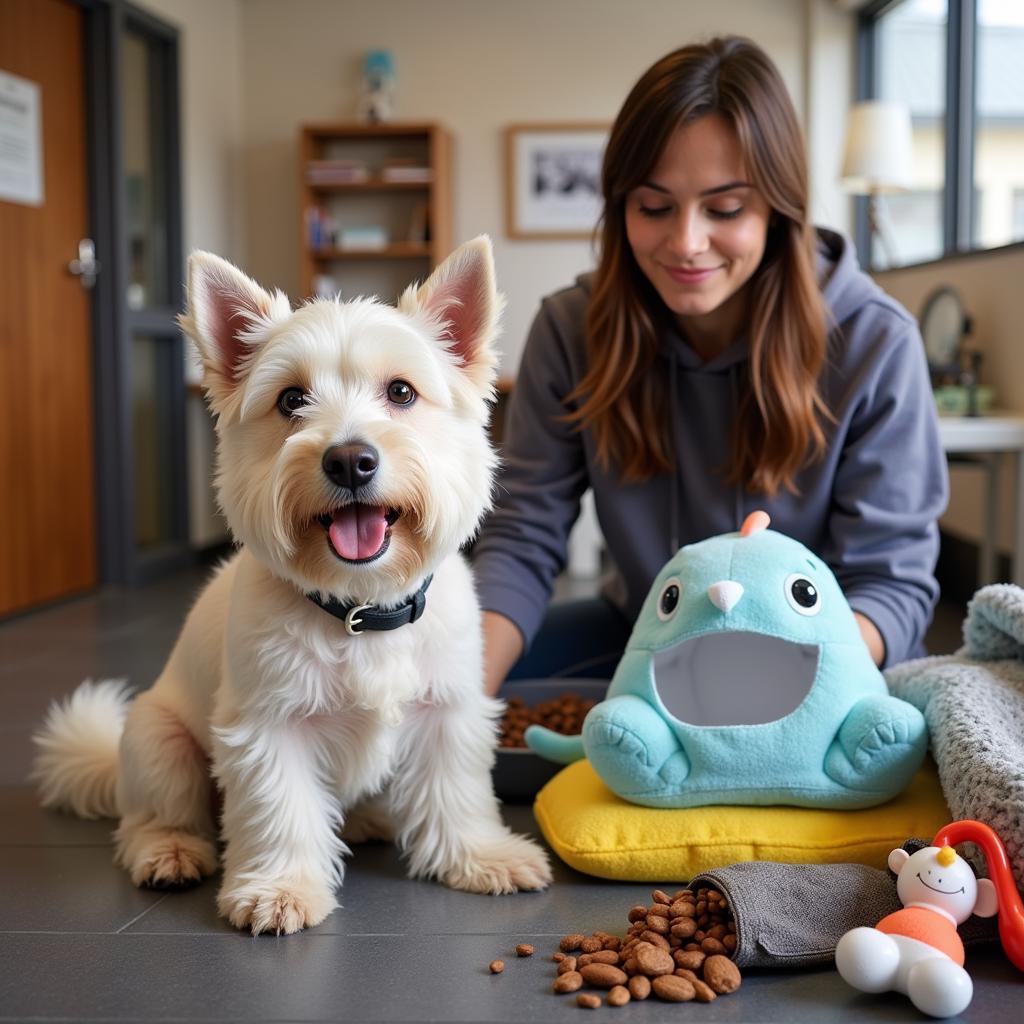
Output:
[
  {"xmin": 308, "ymin": 180, "xmax": 434, "ymax": 194},
  {"xmin": 311, "ymin": 243, "xmax": 433, "ymax": 261},
  {"xmin": 298, "ymin": 122, "xmax": 451, "ymax": 301}
]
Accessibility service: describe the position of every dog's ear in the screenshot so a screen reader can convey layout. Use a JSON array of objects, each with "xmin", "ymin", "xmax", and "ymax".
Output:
[
  {"xmin": 401, "ymin": 235, "xmax": 501, "ymax": 397},
  {"xmin": 179, "ymin": 252, "xmax": 290, "ymax": 413}
]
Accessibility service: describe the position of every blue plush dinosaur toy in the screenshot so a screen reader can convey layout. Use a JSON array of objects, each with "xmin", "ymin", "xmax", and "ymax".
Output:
[{"xmin": 526, "ymin": 512, "xmax": 928, "ymax": 809}]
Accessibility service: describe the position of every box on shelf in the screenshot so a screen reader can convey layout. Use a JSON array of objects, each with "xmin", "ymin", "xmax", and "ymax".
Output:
[{"xmin": 338, "ymin": 226, "xmax": 389, "ymax": 250}]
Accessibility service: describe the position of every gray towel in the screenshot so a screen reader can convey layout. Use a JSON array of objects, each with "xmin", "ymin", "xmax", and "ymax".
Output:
[
  {"xmin": 690, "ymin": 862, "xmax": 902, "ymax": 969},
  {"xmin": 690, "ymin": 847, "xmax": 998, "ymax": 970},
  {"xmin": 886, "ymin": 583, "xmax": 1024, "ymax": 889}
]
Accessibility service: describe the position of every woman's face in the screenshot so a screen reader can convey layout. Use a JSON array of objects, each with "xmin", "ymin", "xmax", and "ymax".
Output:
[{"xmin": 624, "ymin": 114, "xmax": 772, "ymax": 342}]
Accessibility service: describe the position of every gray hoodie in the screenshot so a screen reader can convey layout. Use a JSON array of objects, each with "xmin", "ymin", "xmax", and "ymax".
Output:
[{"xmin": 472, "ymin": 229, "xmax": 949, "ymax": 667}]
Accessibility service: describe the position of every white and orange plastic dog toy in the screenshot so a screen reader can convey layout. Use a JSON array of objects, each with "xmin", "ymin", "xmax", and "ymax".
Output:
[{"xmin": 835, "ymin": 819, "xmax": 1024, "ymax": 1017}]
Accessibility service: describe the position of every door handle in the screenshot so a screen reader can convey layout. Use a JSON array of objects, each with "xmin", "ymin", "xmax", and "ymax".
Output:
[{"xmin": 68, "ymin": 238, "xmax": 100, "ymax": 289}]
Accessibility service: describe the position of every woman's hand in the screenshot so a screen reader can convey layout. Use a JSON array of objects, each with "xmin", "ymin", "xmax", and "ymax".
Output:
[
  {"xmin": 854, "ymin": 611, "xmax": 886, "ymax": 668},
  {"xmin": 482, "ymin": 611, "xmax": 525, "ymax": 697}
]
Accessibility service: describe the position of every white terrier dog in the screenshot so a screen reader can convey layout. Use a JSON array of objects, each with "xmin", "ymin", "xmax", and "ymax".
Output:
[{"xmin": 32, "ymin": 237, "xmax": 551, "ymax": 934}]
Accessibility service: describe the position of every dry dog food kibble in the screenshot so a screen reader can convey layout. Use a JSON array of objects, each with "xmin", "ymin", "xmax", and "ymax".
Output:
[
  {"xmin": 488, "ymin": 959, "xmax": 504, "ymax": 974},
  {"xmin": 627, "ymin": 975, "xmax": 651, "ymax": 1000},
  {"xmin": 515, "ymin": 943, "xmax": 535, "ymax": 957},
  {"xmin": 607, "ymin": 985, "xmax": 631, "ymax": 1007},
  {"xmin": 548, "ymin": 886, "xmax": 742, "ymax": 1008},
  {"xmin": 553, "ymin": 971, "xmax": 584, "ymax": 994},
  {"xmin": 703, "ymin": 953, "xmax": 742, "ymax": 994},
  {"xmin": 499, "ymin": 694, "xmax": 598, "ymax": 748},
  {"xmin": 579, "ymin": 964, "xmax": 629, "ymax": 989},
  {"xmin": 651, "ymin": 974, "xmax": 696, "ymax": 1002}
]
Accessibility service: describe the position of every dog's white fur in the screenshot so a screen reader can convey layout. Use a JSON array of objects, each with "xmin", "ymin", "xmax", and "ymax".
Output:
[{"xmin": 31, "ymin": 237, "xmax": 551, "ymax": 934}]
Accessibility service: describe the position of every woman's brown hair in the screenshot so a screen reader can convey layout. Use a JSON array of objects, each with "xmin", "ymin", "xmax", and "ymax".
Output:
[{"xmin": 566, "ymin": 36, "xmax": 829, "ymax": 496}]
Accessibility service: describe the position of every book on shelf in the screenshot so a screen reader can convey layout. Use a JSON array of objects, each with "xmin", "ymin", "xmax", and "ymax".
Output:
[
  {"xmin": 380, "ymin": 156, "xmax": 432, "ymax": 183},
  {"xmin": 381, "ymin": 166, "xmax": 432, "ymax": 183},
  {"xmin": 305, "ymin": 206, "xmax": 335, "ymax": 248},
  {"xmin": 306, "ymin": 159, "xmax": 369, "ymax": 184}
]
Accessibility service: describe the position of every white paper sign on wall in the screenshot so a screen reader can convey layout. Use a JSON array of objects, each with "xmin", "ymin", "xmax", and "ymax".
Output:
[{"xmin": 0, "ymin": 69, "xmax": 44, "ymax": 206}]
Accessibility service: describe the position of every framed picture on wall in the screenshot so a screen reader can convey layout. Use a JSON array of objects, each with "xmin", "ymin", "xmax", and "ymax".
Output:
[{"xmin": 505, "ymin": 123, "xmax": 609, "ymax": 239}]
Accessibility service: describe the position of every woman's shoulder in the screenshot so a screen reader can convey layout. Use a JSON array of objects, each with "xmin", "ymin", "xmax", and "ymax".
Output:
[
  {"xmin": 536, "ymin": 271, "xmax": 596, "ymax": 326},
  {"xmin": 521, "ymin": 272, "xmax": 596, "ymax": 367}
]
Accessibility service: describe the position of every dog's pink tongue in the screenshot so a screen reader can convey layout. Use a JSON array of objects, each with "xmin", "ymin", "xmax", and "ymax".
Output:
[{"xmin": 329, "ymin": 505, "xmax": 387, "ymax": 560}]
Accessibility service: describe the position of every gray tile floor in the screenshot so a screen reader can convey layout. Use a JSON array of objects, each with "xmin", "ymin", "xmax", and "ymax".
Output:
[{"xmin": 1, "ymin": 568, "xmax": 1019, "ymax": 1022}]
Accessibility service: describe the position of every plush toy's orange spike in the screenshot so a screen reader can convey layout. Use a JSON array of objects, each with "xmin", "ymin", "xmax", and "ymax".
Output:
[
  {"xmin": 936, "ymin": 845, "xmax": 956, "ymax": 867},
  {"xmin": 740, "ymin": 511, "xmax": 771, "ymax": 537}
]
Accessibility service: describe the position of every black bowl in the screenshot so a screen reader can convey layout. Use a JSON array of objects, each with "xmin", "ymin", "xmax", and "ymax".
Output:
[{"xmin": 491, "ymin": 678, "xmax": 608, "ymax": 804}]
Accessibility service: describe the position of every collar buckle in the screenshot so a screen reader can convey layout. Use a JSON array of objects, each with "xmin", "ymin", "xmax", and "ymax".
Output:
[{"xmin": 344, "ymin": 601, "xmax": 375, "ymax": 636}]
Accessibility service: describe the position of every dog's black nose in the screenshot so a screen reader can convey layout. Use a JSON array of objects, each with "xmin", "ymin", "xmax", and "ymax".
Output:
[{"xmin": 322, "ymin": 443, "xmax": 379, "ymax": 491}]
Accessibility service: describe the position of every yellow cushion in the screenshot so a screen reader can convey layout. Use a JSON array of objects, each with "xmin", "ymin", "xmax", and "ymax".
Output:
[{"xmin": 533, "ymin": 758, "xmax": 950, "ymax": 881}]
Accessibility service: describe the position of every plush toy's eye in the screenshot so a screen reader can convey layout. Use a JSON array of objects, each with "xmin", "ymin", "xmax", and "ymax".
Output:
[
  {"xmin": 657, "ymin": 577, "xmax": 682, "ymax": 621},
  {"xmin": 276, "ymin": 387, "xmax": 307, "ymax": 418},
  {"xmin": 785, "ymin": 573, "xmax": 821, "ymax": 616}
]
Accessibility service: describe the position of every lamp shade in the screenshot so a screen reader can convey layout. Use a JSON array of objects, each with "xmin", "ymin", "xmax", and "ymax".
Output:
[{"xmin": 840, "ymin": 100, "xmax": 913, "ymax": 194}]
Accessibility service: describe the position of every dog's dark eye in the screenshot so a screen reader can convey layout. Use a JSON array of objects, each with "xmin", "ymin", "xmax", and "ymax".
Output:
[
  {"xmin": 387, "ymin": 379, "xmax": 416, "ymax": 406},
  {"xmin": 277, "ymin": 387, "xmax": 307, "ymax": 418}
]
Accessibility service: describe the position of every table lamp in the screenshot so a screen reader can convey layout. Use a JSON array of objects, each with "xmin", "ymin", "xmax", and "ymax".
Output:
[{"xmin": 840, "ymin": 100, "xmax": 913, "ymax": 267}]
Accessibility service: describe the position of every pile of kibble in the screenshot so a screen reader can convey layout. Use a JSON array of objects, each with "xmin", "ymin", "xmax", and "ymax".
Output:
[
  {"xmin": 498, "ymin": 693, "xmax": 598, "ymax": 748},
  {"xmin": 489, "ymin": 886, "xmax": 742, "ymax": 1009}
]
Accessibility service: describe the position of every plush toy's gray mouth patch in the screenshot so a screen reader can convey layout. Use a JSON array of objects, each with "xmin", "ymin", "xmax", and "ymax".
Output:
[{"xmin": 652, "ymin": 630, "xmax": 819, "ymax": 726}]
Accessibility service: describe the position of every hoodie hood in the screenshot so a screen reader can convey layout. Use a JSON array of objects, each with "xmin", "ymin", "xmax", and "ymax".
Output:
[{"xmin": 816, "ymin": 227, "xmax": 891, "ymax": 327}]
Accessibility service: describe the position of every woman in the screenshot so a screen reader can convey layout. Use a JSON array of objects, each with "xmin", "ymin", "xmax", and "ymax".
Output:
[{"xmin": 472, "ymin": 36, "xmax": 947, "ymax": 696}]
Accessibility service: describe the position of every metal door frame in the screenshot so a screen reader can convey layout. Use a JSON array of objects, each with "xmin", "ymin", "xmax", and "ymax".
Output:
[{"xmin": 80, "ymin": 0, "xmax": 188, "ymax": 585}]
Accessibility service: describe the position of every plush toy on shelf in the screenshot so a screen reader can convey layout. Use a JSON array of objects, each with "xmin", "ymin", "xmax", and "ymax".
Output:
[
  {"xmin": 835, "ymin": 819, "xmax": 1024, "ymax": 1018},
  {"xmin": 526, "ymin": 512, "xmax": 928, "ymax": 809}
]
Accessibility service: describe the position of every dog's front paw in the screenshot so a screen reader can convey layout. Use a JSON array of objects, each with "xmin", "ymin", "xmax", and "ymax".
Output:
[
  {"xmin": 217, "ymin": 875, "xmax": 336, "ymax": 935},
  {"xmin": 442, "ymin": 831, "xmax": 552, "ymax": 895},
  {"xmin": 115, "ymin": 824, "xmax": 217, "ymax": 889}
]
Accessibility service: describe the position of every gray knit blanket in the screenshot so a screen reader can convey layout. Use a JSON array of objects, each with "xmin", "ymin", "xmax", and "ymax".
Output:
[{"xmin": 885, "ymin": 583, "xmax": 1024, "ymax": 888}]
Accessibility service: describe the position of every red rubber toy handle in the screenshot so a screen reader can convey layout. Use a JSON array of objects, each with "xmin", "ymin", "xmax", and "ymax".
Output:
[{"xmin": 933, "ymin": 819, "xmax": 1024, "ymax": 972}]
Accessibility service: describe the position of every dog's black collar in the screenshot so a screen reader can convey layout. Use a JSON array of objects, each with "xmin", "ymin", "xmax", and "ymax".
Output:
[{"xmin": 306, "ymin": 575, "xmax": 433, "ymax": 636}]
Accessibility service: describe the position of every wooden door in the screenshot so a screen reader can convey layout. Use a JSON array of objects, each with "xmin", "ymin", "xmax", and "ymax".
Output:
[{"xmin": 0, "ymin": 0, "xmax": 96, "ymax": 615}]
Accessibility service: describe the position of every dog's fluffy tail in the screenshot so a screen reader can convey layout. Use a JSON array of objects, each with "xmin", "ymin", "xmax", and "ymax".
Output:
[{"xmin": 31, "ymin": 679, "xmax": 132, "ymax": 819}]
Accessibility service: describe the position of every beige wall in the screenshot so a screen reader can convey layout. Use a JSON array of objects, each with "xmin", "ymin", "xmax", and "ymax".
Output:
[
  {"xmin": 137, "ymin": 0, "xmax": 859, "ymax": 546},
  {"xmin": 239, "ymin": 0, "xmax": 855, "ymax": 373},
  {"xmin": 876, "ymin": 244, "xmax": 1024, "ymax": 553}
]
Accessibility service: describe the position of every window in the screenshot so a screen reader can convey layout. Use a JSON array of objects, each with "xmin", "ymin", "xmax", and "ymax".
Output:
[
  {"xmin": 1013, "ymin": 189, "xmax": 1024, "ymax": 238},
  {"xmin": 973, "ymin": 0, "xmax": 1024, "ymax": 249},
  {"xmin": 858, "ymin": 0, "xmax": 1024, "ymax": 267},
  {"xmin": 872, "ymin": 0, "xmax": 947, "ymax": 266}
]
